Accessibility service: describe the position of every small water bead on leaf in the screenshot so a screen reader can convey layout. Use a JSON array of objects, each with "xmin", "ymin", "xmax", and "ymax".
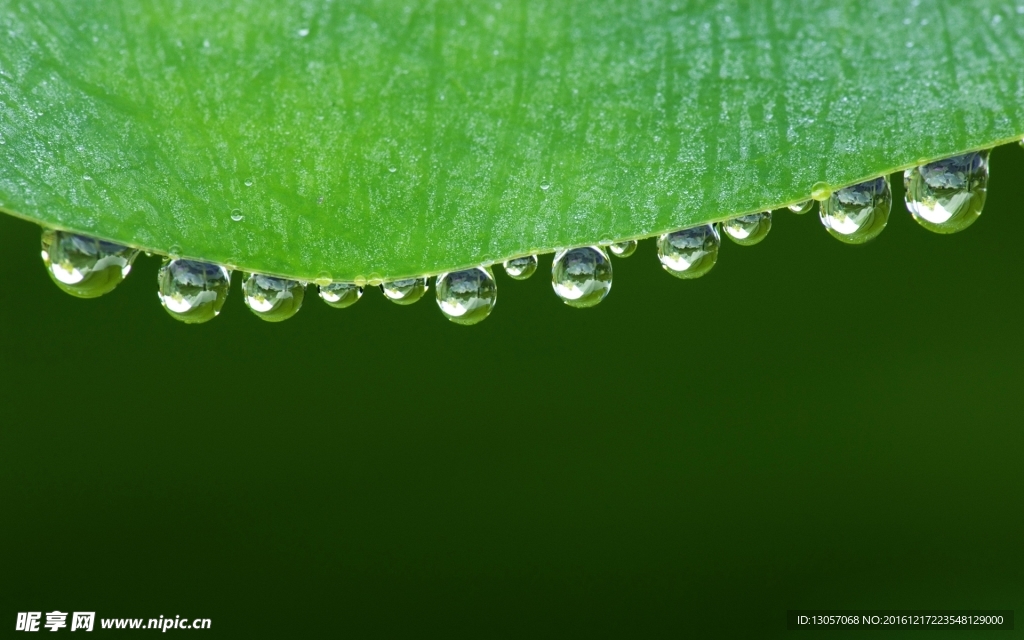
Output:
[
  {"xmin": 788, "ymin": 200, "xmax": 814, "ymax": 214},
  {"xmin": 380, "ymin": 277, "xmax": 429, "ymax": 305},
  {"xmin": 551, "ymin": 246, "xmax": 613, "ymax": 308},
  {"xmin": 435, "ymin": 267, "xmax": 497, "ymax": 326},
  {"xmin": 318, "ymin": 282, "xmax": 363, "ymax": 309},
  {"xmin": 607, "ymin": 239, "xmax": 638, "ymax": 258},
  {"xmin": 503, "ymin": 255, "xmax": 538, "ymax": 280},
  {"xmin": 819, "ymin": 176, "xmax": 892, "ymax": 245},
  {"xmin": 242, "ymin": 273, "xmax": 305, "ymax": 322},
  {"xmin": 656, "ymin": 224, "xmax": 720, "ymax": 279},
  {"xmin": 157, "ymin": 259, "xmax": 232, "ymax": 324},
  {"xmin": 722, "ymin": 212, "xmax": 772, "ymax": 246},
  {"xmin": 904, "ymin": 151, "xmax": 989, "ymax": 234},
  {"xmin": 40, "ymin": 229, "xmax": 139, "ymax": 298},
  {"xmin": 230, "ymin": 209, "xmax": 244, "ymax": 222},
  {"xmin": 810, "ymin": 182, "xmax": 832, "ymax": 201}
]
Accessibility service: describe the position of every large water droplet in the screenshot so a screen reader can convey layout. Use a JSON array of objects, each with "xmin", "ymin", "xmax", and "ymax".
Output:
[
  {"xmin": 788, "ymin": 200, "xmax": 814, "ymax": 214},
  {"xmin": 40, "ymin": 230, "xmax": 139, "ymax": 298},
  {"xmin": 904, "ymin": 151, "xmax": 989, "ymax": 234},
  {"xmin": 656, "ymin": 224, "xmax": 720, "ymax": 279},
  {"xmin": 722, "ymin": 212, "xmax": 772, "ymax": 246},
  {"xmin": 607, "ymin": 239, "xmax": 638, "ymax": 258},
  {"xmin": 435, "ymin": 267, "xmax": 497, "ymax": 325},
  {"xmin": 503, "ymin": 255, "xmax": 538, "ymax": 280},
  {"xmin": 242, "ymin": 273, "xmax": 305, "ymax": 322},
  {"xmin": 819, "ymin": 176, "xmax": 891, "ymax": 244},
  {"xmin": 380, "ymin": 277, "xmax": 429, "ymax": 305},
  {"xmin": 157, "ymin": 259, "xmax": 231, "ymax": 324},
  {"xmin": 319, "ymin": 282, "xmax": 363, "ymax": 309},
  {"xmin": 551, "ymin": 246, "xmax": 612, "ymax": 308}
]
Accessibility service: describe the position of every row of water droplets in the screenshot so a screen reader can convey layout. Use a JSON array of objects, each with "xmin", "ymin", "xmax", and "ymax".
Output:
[{"xmin": 39, "ymin": 149, "xmax": 993, "ymax": 326}]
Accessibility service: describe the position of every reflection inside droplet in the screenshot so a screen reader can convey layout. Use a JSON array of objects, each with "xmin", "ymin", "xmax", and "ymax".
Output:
[
  {"xmin": 607, "ymin": 239, "xmax": 638, "ymax": 258},
  {"xmin": 819, "ymin": 176, "xmax": 892, "ymax": 244},
  {"xmin": 158, "ymin": 259, "xmax": 232, "ymax": 324},
  {"xmin": 319, "ymin": 282, "xmax": 363, "ymax": 309},
  {"xmin": 722, "ymin": 212, "xmax": 771, "ymax": 246},
  {"xmin": 380, "ymin": 277, "xmax": 429, "ymax": 305},
  {"xmin": 656, "ymin": 224, "xmax": 720, "ymax": 279},
  {"xmin": 436, "ymin": 267, "xmax": 497, "ymax": 325},
  {"xmin": 551, "ymin": 246, "xmax": 612, "ymax": 308},
  {"xmin": 904, "ymin": 151, "xmax": 989, "ymax": 234},
  {"xmin": 788, "ymin": 200, "xmax": 814, "ymax": 214},
  {"xmin": 40, "ymin": 229, "xmax": 139, "ymax": 298},
  {"xmin": 503, "ymin": 255, "xmax": 538, "ymax": 280},
  {"xmin": 242, "ymin": 273, "xmax": 305, "ymax": 322}
]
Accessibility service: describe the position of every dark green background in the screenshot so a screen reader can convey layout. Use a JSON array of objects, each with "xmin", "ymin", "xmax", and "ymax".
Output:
[{"xmin": 2, "ymin": 146, "xmax": 1022, "ymax": 638}]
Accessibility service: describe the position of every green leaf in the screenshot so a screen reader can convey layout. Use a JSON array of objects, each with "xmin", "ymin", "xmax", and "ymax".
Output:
[{"xmin": 1, "ymin": 0, "xmax": 1023, "ymax": 282}]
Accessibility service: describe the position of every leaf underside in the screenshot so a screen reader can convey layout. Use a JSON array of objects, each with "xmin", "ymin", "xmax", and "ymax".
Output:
[{"xmin": 1, "ymin": 0, "xmax": 1023, "ymax": 281}]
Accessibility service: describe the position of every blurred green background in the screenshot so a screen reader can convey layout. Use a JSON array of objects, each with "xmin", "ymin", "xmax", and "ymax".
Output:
[{"xmin": 2, "ymin": 146, "xmax": 1023, "ymax": 638}]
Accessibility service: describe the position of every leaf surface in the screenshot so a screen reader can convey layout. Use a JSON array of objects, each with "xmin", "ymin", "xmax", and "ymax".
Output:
[{"xmin": 1, "ymin": 0, "xmax": 1023, "ymax": 280}]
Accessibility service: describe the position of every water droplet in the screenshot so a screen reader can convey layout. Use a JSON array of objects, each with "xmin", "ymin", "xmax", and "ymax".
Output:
[
  {"xmin": 722, "ymin": 212, "xmax": 772, "ymax": 246},
  {"xmin": 819, "ymin": 176, "xmax": 892, "ymax": 244},
  {"xmin": 607, "ymin": 239, "xmax": 638, "ymax": 258},
  {"xmin": 380, "ymin": 277, "xmax": 429, "ymax": 305},
  {"xmin": 312, "ymin": 271, "xmax": 332, "ymax": 286},
  {"xmin": 388, "ymin": 166, "xmax": 397, "ymax": 173},
  {"xmin": 83, "ymin": 175, "xmax": 92, "ymax": 181},
  {"xmin": 244, "ymin": 178, "xmax": 254, "ymax": 187},
  {"xmin": 551, "ymin": 246, "xmax": 612, "ymax": 308},
  {"xmin": 503, "ymin": 255, "xmax": 538, "ymax": 280},
  {"xmin": 788, "ymin": 200, "xmax": 814, "ymax": 214},
  {"xmin": 297, "ymin": 28, "xmax": 310, "ymax": 37},
  {"xmin": 435, "ymin": 267, "xmax": 497, "ymax": 325},
  {"xmin": 656, "ymin": 224, "xmax": 720, "ymax": 279},
  {"xmin": 168, "ymin": 244, "xmax": 183, "ymax": 259},
  {"xmin": 230, "ymin": 209, "xmax": 244, "ymax": 222},
  {"xmin": 319, "ymin": 282, "xmax": 363, "ymax": 309},
  {"xmin": 353, "ymin": 275, "xmax": 368, "ymax": 287},
  {"xmin": 157, "ymin": 259, "xmax": 232, "ymax": 324},
  {"xmin": 810, "ymin": 182, "xmax": 831, "ymax": 200},
  {"xmin": 904, "ymin": 151, "xmax": 988, "ymax": 234},
  {"xmin": 242, "ymin": 273, "xmax": 305, "ymax": 322},
  {"xmin": 540, "ymin": 182, "xmax": 550, "ymax": 191},
  {"xmin": 40, "ymin": 230, "xmax": 139, "ymax": 298}
]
